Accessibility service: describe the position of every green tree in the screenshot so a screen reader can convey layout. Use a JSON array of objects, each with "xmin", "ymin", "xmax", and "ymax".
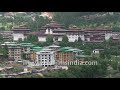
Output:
[
  {"xmin": 84, "ymin": 48, "xmax": 91, "ymax": 55},
  {"xmin": 107, "ymin": 37, "xmax": 113, "ymax": 46},
  {"xmin": 0, "ymin": 27, "xmax": 5, "ymax": 30},
  {"xmin": 44, "ymin": 60, "xmax": 108, "ymax": 78},
  {"xmin": 46, "ymin": 35, "xmax": 53, "ymax": 43},
  {"xmin": 3, "ymin": 45, "xmax": 8, "ymax": 58},
  {"xmin": 0, "ymin": 34, "xmax": 3, "ymax": 42},
  {"xmin": 62, "ymin": 35, "xmax": 68, "ymax": 42},
  {"xmin": 106, "ymin": 54, "xmax": 111, "ymax": 59},
  {"xmin": 9, "ymin": 24, "xmax": 13, "ymax": 30},
  {"xmin": 78, "ymin": 37, "xmax": 82, "ymax": 43},
  {"xmin": 112, "ymin": 27, "xmax": 120, "ymax": 32},
  {"xmin": 21, "ymin": 53, "xmax": 26, "ymax": 59},
  {"xmin": 27, "ymin": 34, "xmax": 38, "ymax": 43},
  {"xmin": 100, "ymin": 51, "xmax": 105, "ymax": 59},
  {"xmin": 18, "ymin": 38, "xmax": 22, "ymax": 43}
]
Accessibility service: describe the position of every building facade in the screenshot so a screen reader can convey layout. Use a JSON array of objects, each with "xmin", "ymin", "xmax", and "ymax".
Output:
[
  {"xmin": 0, "ymin": 31, "xmax": 13, "ymax": 41},
  {"xmin": 12, "ymin": 25, "xmax": 31, "ymax": 41},
  {"xmin": 8, "ymin": 44, "xmax": 22, "ymax": 61},
  {"xmin": 56, "ymin": 47, "xmax": 84, "ymax": 64},
  {"xmin": 36, "ymin": 49, "xmax": 56, "ymax": 67},
  {"xmin": 32, "ymin": 21, "xmax": 112, "ymax": 43}
]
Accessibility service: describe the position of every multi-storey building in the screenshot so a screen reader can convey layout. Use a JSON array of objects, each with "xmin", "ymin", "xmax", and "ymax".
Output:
[
  {"xmin": 28, "ymin": 21, "xmax": 112, "ymax": 43},
  {"xmin": 12, "ymin": 25, "xmax": 31, "ymax": 41},
  {"xmin": 36, "ymin": 48, "xmax": 56, "ymax": 67},
  {"xmin": 0, "ymin": 31, "xmax": 13, "ymax": 41},
  {"xmin": 21, "ymin": 43, "xmax": 34, "ymax": 53},
  {"xmin": 30, "ymin": 46, "xmax": 42, "ymax": 62},
  {"xmin": 111, "ymin": 32, "xmax": 120, "ymax": 42},
  {"xmin": 56, "ymin": 47, "xmax": 84, "ymax": 64},
  {"xmin": 84, "ymin": 26, "xmax": 112, "ymax": 43},
  {"xmin": 20, "ymin": 43, "xmax": 35, "ymax": 60},
  {"xmin": 8, "ymin": 44, "xmax": 22, "ymax": 61}
]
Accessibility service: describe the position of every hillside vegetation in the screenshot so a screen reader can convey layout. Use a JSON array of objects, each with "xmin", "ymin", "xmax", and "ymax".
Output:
[{"xmin": 0, "ymin": 12, "xmax": 120, "ymax": 31}]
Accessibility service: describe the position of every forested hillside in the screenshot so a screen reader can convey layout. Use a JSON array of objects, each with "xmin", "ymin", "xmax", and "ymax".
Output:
[
  {"xmin": 53, "ymin": 12, "xmax": 120, "ymax": 30},
  {"xmin": 0, "ymin": 12, "xmax": 120, "ymax": 31}
]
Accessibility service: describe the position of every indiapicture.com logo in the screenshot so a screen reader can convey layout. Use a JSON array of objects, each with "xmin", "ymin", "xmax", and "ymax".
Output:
[{"xmin": 58, "ymin": 60, "xmax": 98, "ymax": 66}]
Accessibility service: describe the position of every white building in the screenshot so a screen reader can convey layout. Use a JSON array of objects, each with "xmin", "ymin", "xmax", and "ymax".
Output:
[
  {"xmin": 36, "ymin": 49, "xmax": 56, "ymax": 67},
  {"xmin": 12, "ymin": 33, "xmax": 25, "ymax": 41},
  {"xmin": 37, "ymin": 28, "xmax": 65, "ymax": 42},
  {"xmin": 105, "ymin": 32, "xmax": 112, "ymax": 40},
  {"xmin": 11, "ymin": 26, "xmax": 31, "ymax": 41},
  {"xmin": 29, "ymin": 21, "xmax": 112, "ymax": 43},
  {"xmin": 92, "ymin": 49, "xmax": 104, "ymax": 54}
]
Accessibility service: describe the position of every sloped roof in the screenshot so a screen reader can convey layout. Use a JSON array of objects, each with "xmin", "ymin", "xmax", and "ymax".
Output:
[{"xmin": 76, "ymin": 55, "xmax": 92, "ymax": 58}]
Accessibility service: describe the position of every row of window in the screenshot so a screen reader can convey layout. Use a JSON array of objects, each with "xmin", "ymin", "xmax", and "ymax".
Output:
[
  {"xmin": 39, "ymin": 60, "xmax": 51, "ymax": 62},
  {"xmin": 9, "ymin": 51, "xmax": 21, "ymax": 53},
  {"xmin": 38, "ymin": 55, "xmax": 51, "ymax": 57},
  {"xmin": 10, "ymin": 55, "xmax": 21, "ymax": 57},
  {"xmin": 38, "ymin": 57, "xmax": 51, "ymax": 60},
  {"xmin": 10, "ymin": 49, "xmax": 21, "ymax": 51}
]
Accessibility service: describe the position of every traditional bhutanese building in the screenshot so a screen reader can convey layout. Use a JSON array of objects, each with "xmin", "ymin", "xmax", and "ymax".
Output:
[
  {"xmin": 29, "ymin": 27, "xmax": 65, "ymax": 42},
  {"xmin": 27, "ymin": 21, "xmax": 112, "ymax": 43},
  {"xmin": 111, "ymin": 32, "xmax": 120, "ymax": 42},
  {"xmin": 0, "ymin": 31, "xmax": 13, "ymax": 41},
  {"xmin": 40, "ymin": 21, "xmax": 65, "ymax": 30},
  {"xmin": 84, "ymin": 26, "xmax": 112, "ymax": 43},
  {"xmin": 12, "ymin": 25, "xmax": 31, "ymax": 41}
]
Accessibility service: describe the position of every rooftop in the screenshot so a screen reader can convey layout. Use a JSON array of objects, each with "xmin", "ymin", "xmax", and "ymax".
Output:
[
  {"xmin": 20, "ymin": 43, "xmax": 32, "ymax": 45},
  {"xmin": 59, "ymin": 47, "xmax": 73, "ymax": 51},
  {"xmin": 21, "ymin": 43, "xmax": 34, "ymax": 47},
  {"xmin": 33, "ymin": 47, "xmax": 42, "ymax": 49},
  {"xmin": 76, "ymin": 55, "xmax": 92, "ymax": 58},
  {"xmin": 58, "ymin": 47, "xmax": 83, "ymax": 53},
  {"xmin": 48, "ymin": 44, "xmax": 60, "ymax": 48}
]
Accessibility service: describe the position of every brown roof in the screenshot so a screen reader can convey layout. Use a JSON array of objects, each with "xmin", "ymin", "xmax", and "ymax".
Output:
[{"xmin": 28, "ymin": 31, "xmax": 45, "ymax": 36}]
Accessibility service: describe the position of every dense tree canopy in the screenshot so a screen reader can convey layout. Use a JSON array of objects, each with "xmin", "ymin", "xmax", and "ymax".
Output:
[{"xmin": 27, "ymin": 34, "xmax": 38, "ymax": 43}]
